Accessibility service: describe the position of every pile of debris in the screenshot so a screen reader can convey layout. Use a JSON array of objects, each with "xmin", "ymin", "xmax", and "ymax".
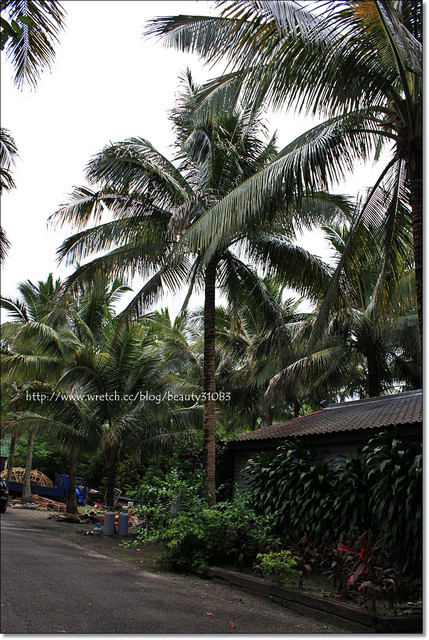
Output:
[
  {"xmin": 11, "ymin": 494, "xmax": 143, "ymax": 528},
  {"xmin": 11, "ymin": 494, "xmax": 66, "ymax": 511}
]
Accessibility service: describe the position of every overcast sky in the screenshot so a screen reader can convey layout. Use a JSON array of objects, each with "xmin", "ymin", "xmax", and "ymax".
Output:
[{"xmin": 1, "ymin": 0, "xmax": 386, "ymax": 315}]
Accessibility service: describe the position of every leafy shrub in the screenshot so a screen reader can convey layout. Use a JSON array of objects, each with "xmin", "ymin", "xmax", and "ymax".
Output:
[
  {"xmin": 114, "ymin": 455, "xmax": 147, "ymax": 495},
  {"xmin": 362, "ymin": 432, "xmax": 422, "ymax": 573},
  {"xmin": 243, "ymin": 432, "xmax": 422, "ymax": 573},
  {"xmin": 244, "ymin": 441, "xmax": 366, "ymax": 544},
  {"xmin": 129, "ymin": 457, "xmax": 277, "ymax": 569},
  {"xmin": 254, "ymin": 551, "xmax": 301, "ymax": 587}
]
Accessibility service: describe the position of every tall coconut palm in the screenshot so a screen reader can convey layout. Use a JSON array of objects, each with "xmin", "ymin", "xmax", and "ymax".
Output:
[
  {"xmin": 146, "ymin": 0, "xmax": 423, "ymax": 347},
  {"xmin": 51, "ymin": 72, "xmax": 345, "ymax": 501}
]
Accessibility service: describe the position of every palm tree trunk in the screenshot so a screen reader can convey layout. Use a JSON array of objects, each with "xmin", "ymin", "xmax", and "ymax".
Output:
[
  {"xmin": 203, "ymin": 259, "xmax": 217, "ymax": 504},
  {"xmin": 366, "ymin": 351, "xmax": 381, "ymax": 398},
  {"xmin": 66, "ymin": 448, "xmax": 78, "ymax": 514},
  {"xmin": 21, "ymin": 427, "xmax": 35, "ymax": 504},
  {"xmin": 408, "ymin": 148, "xmax": 423, "ymax": 352},
  {"xmin": 6, "ymin": 426, "xmax": 18, "ymax": 483},
  {"xmin": 293, "ymin": 401, "xmax": 301, "ymax": 418}
]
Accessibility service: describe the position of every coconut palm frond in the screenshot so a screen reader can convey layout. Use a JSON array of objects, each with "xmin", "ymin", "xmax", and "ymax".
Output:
[
  {"xmin": 266, "ymin": 343, "xmax": 349, "ymax": 398},
  {"xmin": 50, "ymin": 185, "xmax": 108, "ymax": 229},
  {"xmin": 117, "ymin": 251, "xmax": 193, "ymax": 323},
  {"xmin": 1, "ymin": 352, "xmax": 63, "ymax": 380},
  {"xmin": 0, "ymin": 227, "xmax": 11, "ymax": 263},
  {"xmin": 86, "ymin": 137, "xmax": 194, "ymax": 206},
  {"xmin": 364, "ymin": 161, "xmax": 413, "ymax": 316},
  {"xmin": 180, "ymin": 109, "xmax": 382, "ymax": 260},
  {"xmin": 0, "ymin": 127, "xmax": 19, "ymax": 193},
  {"xmin": 244, "ymin": 235, "xmax": 332, "ymax": 302},
  {"xmin": 2, "ymin": 0, "xmax": 66, "ymax": 90},
  {"xmin": 308, "ymin": 155, "xmax": 402, "ymax": 348},
  {"xmin": 0, "ymin": 296, "xmax": 29, "ymax": 322}
]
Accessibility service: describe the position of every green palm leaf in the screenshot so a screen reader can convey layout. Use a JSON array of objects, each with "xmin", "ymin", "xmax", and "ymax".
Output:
[{"xmin": 2, "ymin": 0, "xmax": 66, "ymax": 90}]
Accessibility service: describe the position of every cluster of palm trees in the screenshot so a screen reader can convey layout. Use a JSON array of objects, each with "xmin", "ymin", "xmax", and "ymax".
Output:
[
  {"xmin": 1, "ymin": 1, "xmax": 422, "ymax": 503},
  {"xmin": 1, "ymin": 273, "xmax": 204, "ymax": 510}
]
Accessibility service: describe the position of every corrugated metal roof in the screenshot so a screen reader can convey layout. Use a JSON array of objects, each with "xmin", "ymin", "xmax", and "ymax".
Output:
[{"xmin": 232, "ymin": 390, "xmax": 422, "ymax": 442}]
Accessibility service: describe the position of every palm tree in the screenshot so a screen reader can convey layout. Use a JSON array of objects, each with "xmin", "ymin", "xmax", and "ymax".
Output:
[
  {"xmin": 141, "ymin": 308, "xmax": 204, "ymax": 416},
  {"xmin": 1, "ymin": 273, "xmax": 65, "ymax": 322},
  {"xmin": 9, "ymin": 379, "xmax": 100, "ymax": 513},
  {"xmin": 146, "ymin": 0, "xmax": 423, "ymax": 347},
  {"xmin": 1, "ymin": 274, "xmax": 79, "ymax": 503},
  {"xmin": 51, "ymin": 72, "xmax": 345, "ymax": 501},
  {"xmin": 58, "ymin": 315, "xmax": 165, "ymax": 508},
  {"xmin": 267, "ymin": 219, "xmax": 421, "ymax": 402},
  {"xmin": 0, "ymin": 385, "xmax": 21, "ymax": 483},
  {"xmin": 323, "ymin": 220, "xmax": 420, "ymax": 397},
  {"xmin": 1, "ymin": 271, "xmax": 157, "ymax": 510},
  {"xmin": 0, "ymin": 275, "xmax": 77, "ymax": 386}
]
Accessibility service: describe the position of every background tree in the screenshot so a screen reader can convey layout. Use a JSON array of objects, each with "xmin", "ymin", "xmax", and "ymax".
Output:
[
  {"xmin": 268, "ymin": 218, "xmax": 420, "ymax": 402},
  {"xmin": 17, "ymin": 380, "xmax": 101, "ymax": 514},
  {"xmin": 1, "ymin": 274, "xmax": 78, "ymax": 503},
  {"xmin": 189, "ymin": 276, "xmax": 313, "ymax": 431}
]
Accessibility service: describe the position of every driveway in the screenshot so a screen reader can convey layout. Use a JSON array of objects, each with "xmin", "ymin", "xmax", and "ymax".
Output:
[{"xmin": 1, "ymin": 507, "xmax": 350, "ymax": 634}]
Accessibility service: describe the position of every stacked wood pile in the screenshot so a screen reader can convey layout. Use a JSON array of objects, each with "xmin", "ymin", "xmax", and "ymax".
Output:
[{"xmin": 1, "ymin": 468, "xmax": 53, "ymax": 486}]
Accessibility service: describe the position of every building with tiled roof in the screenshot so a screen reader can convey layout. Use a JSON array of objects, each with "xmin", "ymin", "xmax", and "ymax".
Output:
[{"xmin": 223, "ymin": 390, "xmax": 422, "ymax": 491}]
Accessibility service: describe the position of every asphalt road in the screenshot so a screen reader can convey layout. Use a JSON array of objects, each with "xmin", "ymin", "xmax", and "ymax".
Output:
[{"xmin": 1, "ymin": 507, "xmax": 350, "ymax": 635}]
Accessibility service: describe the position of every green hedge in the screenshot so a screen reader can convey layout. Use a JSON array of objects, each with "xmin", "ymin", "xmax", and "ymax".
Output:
[{"xmin": 243, "ymin": 431, "xmax": 422, "ymax": 572}]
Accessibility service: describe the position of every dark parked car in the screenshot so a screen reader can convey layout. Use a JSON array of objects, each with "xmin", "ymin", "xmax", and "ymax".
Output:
[{"xmin": 0, "ymin": 479, "xmax": 9, "ymax": 513}]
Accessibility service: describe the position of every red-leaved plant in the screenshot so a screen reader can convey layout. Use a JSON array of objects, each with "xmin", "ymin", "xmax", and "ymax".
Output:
[{"xmin": 326, "ymin": 531, "xmax": 406, "ymax": 612}]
